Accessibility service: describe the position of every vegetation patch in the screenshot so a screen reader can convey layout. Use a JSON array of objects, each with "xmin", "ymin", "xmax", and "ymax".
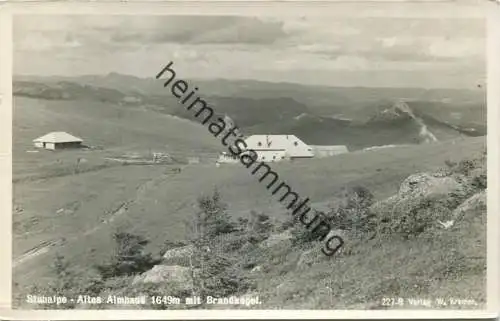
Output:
[{"xmin": 15, "ymin": 150, "xmax": 486, "ymax": 310}]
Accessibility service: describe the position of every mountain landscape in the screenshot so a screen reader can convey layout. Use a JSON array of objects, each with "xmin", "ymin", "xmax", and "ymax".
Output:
[
  {"xmin": 11, "ymin": 72, "xmax": 488, "ymax": 311},
  {"xmin": 10, "ymin": 8, "xmax": 489, "ymax": 312},
  {"xmin": 13, "ymin": 73, "xmax": 486, "ymax": 151}
]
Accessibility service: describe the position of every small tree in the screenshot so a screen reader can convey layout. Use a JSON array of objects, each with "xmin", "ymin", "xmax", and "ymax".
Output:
[
  {"xmin": 42, "ymin": 253, "xmax": 79, "ymax": 309},
  {"xmin": 28, "ymin": 253, "xmax": 105, "ymax": 309},
  {"xmin": 247, "ymin": 211, "xmax": 273, "ymax": 244},
  {"xmin": 194, "ymin": 249, "xmax": 251, "ymax": 297},
  {"xmin": 185, "ymin": 188, "xmax": 252, "ymax": 298},
  {"xmin": 328, "ymin": 186, "xmax": 375, "ymax": 232},
  {"xmin": 194, "ymin": 188, "xmax": 236, "ymax": 238},
  {"xmin": 96, "ymin": 231, "xmax": 160, "ymax": 279}
]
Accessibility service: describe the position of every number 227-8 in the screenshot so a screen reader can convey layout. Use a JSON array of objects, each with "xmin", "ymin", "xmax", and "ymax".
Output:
[{"xmin": 381, "ymin": 297, "xmax": 404, "ymax": 306}]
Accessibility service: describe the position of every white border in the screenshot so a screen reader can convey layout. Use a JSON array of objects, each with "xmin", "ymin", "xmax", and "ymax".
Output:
[
  {"xmin": 487, "ymin": 0, "xmax": 500, "ymax": 316},
  {"xmin": 0, "ymin": 2, "xmax": 13, "ymax": 313},
  {"xmin": 0, "ymin": 1, "xmax": 498, "ymax": 319}
]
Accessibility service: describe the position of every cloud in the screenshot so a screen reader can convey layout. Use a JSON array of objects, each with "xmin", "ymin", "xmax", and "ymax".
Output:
[
  {"xmin": 14, "ymin": 15, "xmax": 484, "ymax": 61},
  {"xmin": 13, "ymin": 13, "xmax": 486, "ymax": 89},
  {"xmin": 426, "ymin": 38, "xmax": 484, "ymax": 58},
  {"xmin": 105, "ymin": 16, "xmax": 287, "ymax": 45},
  {"xmin": 281, "ymin": 16, "xmax": 485, "ymax": 62},
  {"xmin": 14, "ymin": 15, "xmax": 288, "ymax": 54},
  {"xmin": 15, "ymin": 31, "xmax": 85, "ymax": 52},
  {"xmin": 293, "ymin": 35, "xmax": 484, "ymax": 63}
]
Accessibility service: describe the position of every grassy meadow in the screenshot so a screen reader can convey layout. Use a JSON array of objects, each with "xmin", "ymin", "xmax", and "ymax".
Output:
[{"xmin": 12, "ymin": 94, "xmax": 487, "ymax": 309}]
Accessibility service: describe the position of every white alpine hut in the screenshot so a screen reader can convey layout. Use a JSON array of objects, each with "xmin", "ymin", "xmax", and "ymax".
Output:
[
  {"xmin": 33, "ymin": 132, "xmax": 83, "ymax": 150},
  {"xmin": 244, "ymin": 134, "xmax": 314, "ymax": 162},
  {"xmin": 218, "ymin": 134, "xmax": 314, "ymax": 163}
]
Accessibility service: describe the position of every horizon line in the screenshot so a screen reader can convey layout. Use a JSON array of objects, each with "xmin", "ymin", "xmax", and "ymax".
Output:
[{"xmin": 12, "ymin": 72, "xmax": 485, "ymax": 91}]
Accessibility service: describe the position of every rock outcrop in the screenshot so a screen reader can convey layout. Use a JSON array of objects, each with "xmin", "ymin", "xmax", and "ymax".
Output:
[
  {"xmin": 162, "ymin": 245, "xmax": 194, "ymax": 260},
  {"xmin": 371, "ymin": 154, "xmax": 486, "ymax": 237},
  {"xmin": 132, "ymin": 264, "xmax": 192, "ymax": 287},
  {"xmin": 260, "ymin": 230, "xmax": 293, "ymax": 248},
  {"xmin": 398, "ymin": 172, "xmax": 462, "ymax": 198}
]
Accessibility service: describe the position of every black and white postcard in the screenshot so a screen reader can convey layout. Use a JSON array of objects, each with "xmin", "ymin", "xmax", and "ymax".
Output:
[{"xmin": 0, "ymin": 0, "xmax": 498, "ymax": 319}]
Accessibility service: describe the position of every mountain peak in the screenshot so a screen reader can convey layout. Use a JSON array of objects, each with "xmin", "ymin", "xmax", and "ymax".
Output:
[{"xmin": 368, "ymin": 100, "xmax": 414, "ymax": 123}]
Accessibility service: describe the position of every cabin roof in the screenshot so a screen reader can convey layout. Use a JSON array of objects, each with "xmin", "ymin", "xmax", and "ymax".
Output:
[{"xmin": 33, "ymin": 132, "xmax": 83, "ymax": 143}]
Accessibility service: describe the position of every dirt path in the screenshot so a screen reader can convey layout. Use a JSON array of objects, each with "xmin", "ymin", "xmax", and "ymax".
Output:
[{"xmin": 12, "ymin": 167, "xmax": 185, "ymax": 270}]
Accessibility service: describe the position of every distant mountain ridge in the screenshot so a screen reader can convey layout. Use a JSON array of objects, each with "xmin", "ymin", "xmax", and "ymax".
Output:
[{"xmin": 13, "ymin": 74, "xmax": 486, "ymax": 150}]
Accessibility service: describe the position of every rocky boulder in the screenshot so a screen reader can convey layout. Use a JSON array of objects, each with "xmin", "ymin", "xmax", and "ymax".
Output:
[
  {"xmin": 132, "ymin": 265, "xmax": 192, "ymax": 287},
  {"xmin": 373, "ymin": 172, "xmax": 469, "ymax": 216},
  {"xmin": 260, "ymin": 230, "xmax": 293, "ymax": 248},
  {"xmin": 398, "ymin": 173, "xmax": 463, "ymax": 198},
  {"xmin": 372, "ymin": 171, "xmax": 473, "ymax": 237},
  {"xmin": 162, "ymin": 245, "xmax": 194, "ymax": 260}
]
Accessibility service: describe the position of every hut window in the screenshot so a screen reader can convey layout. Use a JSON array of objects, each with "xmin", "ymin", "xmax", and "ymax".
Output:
[
  {"xmin": 294, "ymin": 142, "xmax": 298, "ymax": 146},
  {"xmin": 258, "ymin": 142, "xmax": 262, "ymax": 147}
]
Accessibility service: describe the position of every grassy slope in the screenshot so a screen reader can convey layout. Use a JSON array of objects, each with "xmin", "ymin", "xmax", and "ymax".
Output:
[
  {"xmin": 13, "ymin": 97, "xmax": 223, "ymax": 180},
  {"xmin": 12, "ymin": 95, "xmax": 221, "ymax": 287},
  {"xmin": 251, "ymin": 160, "xmax": 486, "ymax": 310},
  {"xmin": 12, "ymin": 133, "xmax": 486, "ymax": 293},
  {"xmin": 12, "ymin": 93, "xmax": 486, "ymax": 308},
  {"xmin": 13, "ymin": 97, "xmax": 222, "ymax": 156},
  {"xmin": 252, "ymin": 226, "xmax": 485, "ymax": 310}
]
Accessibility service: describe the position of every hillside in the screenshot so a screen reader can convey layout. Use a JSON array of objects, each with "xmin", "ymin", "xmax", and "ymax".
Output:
[
  {"xmin": 246, "ymin": 113, "xmax": 419, "ymax": 148},
  {"xmin": 12, "ymin": 77, "xmax": 486, "ymax": 308},
  {"xmin": 12, "ymin": 135, "xmax": 486, "ymax": 301},
  {"xmin": 12, "ymin": 96, "xmax": 222, "ymax": 182},
  {"xmin": 245, "ymin": 105, "xmax": 483, "ymax": 149},
  {"xmin": 13, "ymin": 76, "xmax": 486, "ymax": 150},
  {"xmin": 15, "ymin": 73, "xmax": 484, "ymax": 116}
]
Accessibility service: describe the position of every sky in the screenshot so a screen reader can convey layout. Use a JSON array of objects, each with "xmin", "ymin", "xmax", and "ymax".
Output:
[{"xmin": 13, "ymin": 4, "xmax": 486, "ymax": 88}]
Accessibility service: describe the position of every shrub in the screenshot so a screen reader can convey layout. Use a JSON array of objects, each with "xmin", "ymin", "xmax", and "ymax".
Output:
[
  {"xmin": 194, "ymin": 250, "xmax": 253, "ymax": 297},
  {"xmin": 183, "ymin": 188, "xmax": 253, "ymax": 299},
  {"xmin": 95, "ymin": 231, "xmax": 160, "ymax": 279},
  {"xmin": 289, "ymin": 215, "xmax": 332, "ymax": 248},
  {"xmin": 26, "ymin": 254, "xmax": 105, "ymax": 309},
  {"xmin": 159, "ymin": 240, "xmax": 187, "ymax": 257},
  {"xmin": 31, "ymin": 254, "xmax": 81, "ymax": 309},
  {"xmin": 377, "ymin": 196, "xmax": 452, "ymax": 239},
  {"xmin": 454, "ymin": 159, "xmax": 476, "ymax": 176},
  {"xmin": 247, "ymin": 211, "xmax": 274, "ymax": 244},
  {"xmin": 236, "ymin": 217, "xmax": 249, "ymax": 231},
  {"xmin": 192, "ymin": 188, "xmax": 237, "ymax": 238},
  {"xmin": 471, "ymin": 174, "xmax": 487, "ymax": 190},
  {"xmin": 446, "ymin": 152, "xmax": 486, "ymax": 178},
  {"xmin": 278, "ymin": 219, "xmax": 295, "ymax": 232},
  {"xmin": 288, "ymin": 186, "xmax": 375, "ymax": 247},
  {"xmin": 328, "ymin": 186, "xmax": 376, "ymax": 233},
  {"xmin": 249, "ymin": 211, "xmax": 273, "ymax": 234},
  {"xmin": 444, "ymin": 152, "xmax": 486, "ymax": 194},
  {"xmin": 290, "ymin": 225, "xmax": 312, "ymax": 247},
  {"xmin": 376, "ymin": 152, "xmax": 487, "ymax": 240},
  {"xmin": 217, "ymin": 232, "xmax": 249, "ymax": 252}
]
